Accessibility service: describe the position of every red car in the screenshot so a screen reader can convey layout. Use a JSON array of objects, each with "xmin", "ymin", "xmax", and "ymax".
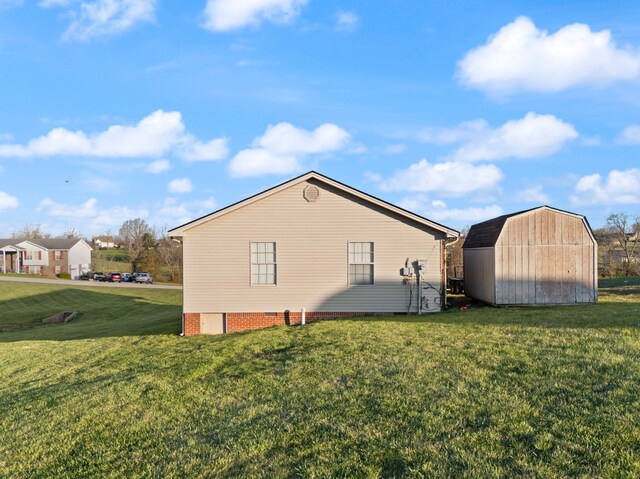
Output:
[{"xmin": 107, "ymin": 272, "xmax": 123, "ymax": 283}]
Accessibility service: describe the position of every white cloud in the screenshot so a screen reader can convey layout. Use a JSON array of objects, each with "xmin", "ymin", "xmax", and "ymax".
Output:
[
  {"xmin": 571, "ymin": 168, "xmax": 640, "ymax": 205},
  {"xmin": 229, "ymin": 122, "xmax": 350, "ymax": 178},
  {"xmin": 335, "ymin": 11, "xmax": 359, "ymax": 32},
  {"xmin": 515, "ymin": 185, "xmax": 550, "ymax": 203},
  {"xmin": 38, "ymin": 197, "xmax": 98, "ymax": 217},
  {"xmin": 168, "ymin": 178, "xmax": 193, "ymax": 194},
  {"xmin": 146, "ymin": 159, "xmax": 170, "ymax": 174},
  {"xmin": 383, "ymin": 144, "xmax": 407, "ymax": 155},
  {"xmin": 616, "ymin": 125, "xmax": 640, "ymax": 145},
  {"xmin": 57, "ymin": 0, "xmax": 156, "ymax": 42},
  {"xmin": 230, "ymin": 149, "xmax": 299, "ymax": 178},
  {"xmin": 0, "ymin": 191, "xmax": 19, "ymax": 210},
  {"xmin": 203, "ymin": 0, "xmax": 308, "ymax": 32},
  {"xmin": 580, "ymin": 136, "xmax": 603, "ymax": 147},
  {"xmin": 0, "ymin": 110, "xmax": 227, "ymax": 161},
  {"xmin": 398, "ymin": 196, "xmax": 503, "ymax": 222},
  {"xmin": 413, "ymin": 120, "xmax": 489, "ymax": 144},
  {"xmin": 179, "ymin": 137, "xmax": 229, "ymax": 161},
  {"xmin": 378, "ymin": 159, "xmax": 504, "ymax": 197},
  {"xmin": 450, "ymin": 113, "xmax": 578, "ymax": 162},
  {"xmin": 154, "ymin": 196, "xmax": 217, "ymax": 226},
  {"xmin": 458, "ymin": 17, "xmax": 640, "ymax": 95},
  {"xmin": 37, "ymin": 197, "xmax": 149, "ymax": 232}
]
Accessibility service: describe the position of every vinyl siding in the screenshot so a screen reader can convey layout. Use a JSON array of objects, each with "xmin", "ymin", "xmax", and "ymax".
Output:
[{"xmin": 182, "ymin": 179, "xmax": 445, "ymax": 313}]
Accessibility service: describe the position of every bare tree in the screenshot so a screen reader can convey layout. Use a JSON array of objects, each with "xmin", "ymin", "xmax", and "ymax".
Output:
[
  {"xmin": 118, "ymin": 218, "xmax": 155, "ymax": 262},
  {"xmin": 157, "ymin": 235, "xmax": 183, "ymax": 283},
  {"xmin": 446, "ymin": 226, "xmax": 468, "ymax": 279},
  {"xmin": 61, "ymin": 228, "xmax": 82, "ymax": 239},
  {"xmin": 593, "ymin": 227, "xmax": 617, "ymax": 277},
  {"xmin": 11, "ymin": 224, "xmax": 51, "ymax": 240},
  {"xmin": 605, "ymin": 213, "xmax": 640, "ymax": 276}
]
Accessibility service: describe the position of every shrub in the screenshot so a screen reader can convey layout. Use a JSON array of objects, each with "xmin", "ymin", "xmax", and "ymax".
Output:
[{"xmin": 57, "ymin": 272, "xmax": 72, "ymax": 280}]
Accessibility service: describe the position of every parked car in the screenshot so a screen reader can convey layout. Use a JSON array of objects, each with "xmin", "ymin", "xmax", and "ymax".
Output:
[
  {"xmin": 92, "ymin": 272, "xmax": 106, "ymax": 282},
  {"xmin": 122, "ymin": 273, "xmax": 133, "ymax": 282},
  {"xmin": 134, "ymin": 272, "xmax": 153, "ymax": 284},
  {"xmin": 108, "ymin": 272, "xmax": 123, "ymax": 283},
  {"xmin": 80, "ymin": 271, "xmax": 92, "ymax": 280}
]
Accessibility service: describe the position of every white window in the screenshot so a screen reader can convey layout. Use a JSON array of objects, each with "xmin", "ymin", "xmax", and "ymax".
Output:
[
  {"xmin": 349, "ymin": 242, "xmax": 374, "ymax": 285},
  {"xmin": 55, "ymin": 250, "xmax": 62, "ymax": 260},
  {"xmin": 55, "ymin": 266, "xmax": 61, "ymax": 275},
  {"xmin": 30, "ymin": 266, "xmax": 41, "ymax": 275},
  {"xmin": 26, "ymin": 251, "xmax": 42, "ymax": 261},
  {"xmin": 251, "ymin": 242, "xmax": 276, "ymax": 285}
]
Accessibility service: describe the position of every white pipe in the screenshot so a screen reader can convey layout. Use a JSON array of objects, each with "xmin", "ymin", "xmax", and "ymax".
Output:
[{"xmin": 301, "ymin": 307, "xmax": 306, "ymax": 325}]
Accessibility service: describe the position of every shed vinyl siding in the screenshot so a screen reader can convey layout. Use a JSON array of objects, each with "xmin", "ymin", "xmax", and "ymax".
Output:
[
  {"xmin": 182, "ymin": 179, "xmax": 445, "ymax": 314},
  {"xmin": 472, "ymin": 207, "xmax": 596, "ymax": 305}
]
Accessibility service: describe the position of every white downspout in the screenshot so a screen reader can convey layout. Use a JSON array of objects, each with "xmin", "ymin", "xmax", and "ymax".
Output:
[{"xmin": 301, "ymin": 307, "xmax": 306, "ymax": 325}]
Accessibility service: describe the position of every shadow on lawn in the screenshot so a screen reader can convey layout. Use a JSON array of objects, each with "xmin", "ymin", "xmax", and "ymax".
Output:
[
  {"xmin": 0, "ymin": 286, "xmax": 181, "ymax": 342},
  {"xmin": 339, "ymin": 283, "xmax": 640, "ymax": 330},
  {"xmin": 349, "ymin": 305, "xmax": 640, "ymax": 330}
]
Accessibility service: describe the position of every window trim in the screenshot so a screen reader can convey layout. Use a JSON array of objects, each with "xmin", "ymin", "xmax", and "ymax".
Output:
[
  {"xmin": 250, "ymin": 242, "xmax": 277, "ymax": 286},
  {"xmin": 348, "ymin": 241, "xmax": 375, "ymax": 286}
]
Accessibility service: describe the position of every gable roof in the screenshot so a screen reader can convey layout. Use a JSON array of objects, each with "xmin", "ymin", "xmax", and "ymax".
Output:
[
  {"xmin": 169, "ymin": 171, "xmax": 459, "ymax": 238},
  {"xmin": 93, "ymin": 235, "xmax": 115, "ymax": 242},
  {"xmin": 463, "ymin": 205, "xmax": 593, "ymax": 249},
  {"xmin": 0, "ymin": 238, "xmax": 88, "ymax": 251}
]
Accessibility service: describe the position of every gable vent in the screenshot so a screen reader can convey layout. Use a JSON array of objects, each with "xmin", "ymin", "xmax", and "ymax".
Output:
[{"xmin": 303, "ymin": 185, "xmax": 320, "ymax": 202}]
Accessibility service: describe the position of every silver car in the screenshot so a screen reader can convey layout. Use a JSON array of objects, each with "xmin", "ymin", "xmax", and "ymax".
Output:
[{"xmin": 134, "ymin": 272, "xmax": 153, "ymax": 284}]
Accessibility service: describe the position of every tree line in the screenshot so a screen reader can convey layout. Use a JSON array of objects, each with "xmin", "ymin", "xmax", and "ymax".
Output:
[{"xmin": 594, "ymin": 213, "xmax": 640, "ymax": 277}]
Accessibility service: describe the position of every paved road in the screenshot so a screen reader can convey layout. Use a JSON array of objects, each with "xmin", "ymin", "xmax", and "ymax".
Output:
[{"xmin": 0, "ymin": 275, "xmax": 182, "ymax": 290}]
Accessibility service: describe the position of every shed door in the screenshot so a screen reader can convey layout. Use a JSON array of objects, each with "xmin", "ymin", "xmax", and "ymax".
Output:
[{"xmin": 200, "ymin": 313, "xmax": 224, "ymax": 335}]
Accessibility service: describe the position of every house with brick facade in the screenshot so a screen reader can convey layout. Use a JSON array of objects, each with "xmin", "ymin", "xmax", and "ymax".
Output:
[
  {"xmin": 0, "ymin": 238, "xmax": 92, "ymax": 279},
  {"xmin": 169, "ymin": 171, "xmax": 458, "ymax": 336}
]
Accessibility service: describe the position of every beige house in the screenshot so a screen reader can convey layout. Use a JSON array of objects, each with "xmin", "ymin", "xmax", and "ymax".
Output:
[
  {"xmin": 169, "ymin": 171, "xmax": 458, "ymax": 335},
  {"xmin": 463, "ymin": 206, "xmax": 597, "ymax": 305}
]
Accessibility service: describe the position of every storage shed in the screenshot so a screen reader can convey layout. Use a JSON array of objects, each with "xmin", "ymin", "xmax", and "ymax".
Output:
[{"xmin": 463, "ymin": 206, "xmax": 597, "ymax": 305}]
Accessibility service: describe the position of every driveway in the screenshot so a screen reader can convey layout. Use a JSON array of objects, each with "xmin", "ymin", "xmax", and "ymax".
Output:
[{"xmin": 0, "ymin": 275, "xmax": 182, "ymax": 290}]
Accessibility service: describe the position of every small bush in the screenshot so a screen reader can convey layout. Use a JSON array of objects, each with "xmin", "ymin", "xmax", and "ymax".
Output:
[{"xmin": 57, "ymin": 272, "xmax": 72, "ymax": 280}]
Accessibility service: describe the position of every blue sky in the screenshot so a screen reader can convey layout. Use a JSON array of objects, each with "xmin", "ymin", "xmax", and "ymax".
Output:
[{"xmin": 1, "ymin": 0, "xmax": 639, "ymax": 237}]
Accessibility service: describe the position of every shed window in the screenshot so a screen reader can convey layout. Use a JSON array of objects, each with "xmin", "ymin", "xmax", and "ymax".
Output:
[
  {"xmin": 349, "ymin": 242, "xmax": 374, "ymax": 285},
  {"xmin": 251, "ymin": 242, "xmax": 277, "ymax": 285}
]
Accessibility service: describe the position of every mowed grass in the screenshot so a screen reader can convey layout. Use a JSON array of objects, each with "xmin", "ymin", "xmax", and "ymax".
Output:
[{"xmin": 0, "ymin": 280, "xmax": 639, "ymax": 478}]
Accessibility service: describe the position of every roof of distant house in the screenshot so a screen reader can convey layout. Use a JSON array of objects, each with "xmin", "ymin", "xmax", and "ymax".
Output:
[{"xmin": 0, "ymin": 238, "xmax": 87, "ymax": 250}]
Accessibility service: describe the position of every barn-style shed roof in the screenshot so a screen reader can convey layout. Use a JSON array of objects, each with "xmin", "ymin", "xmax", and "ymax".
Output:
[{"xmin": 463, "ymin": 206, "xmax": 592, "ymax": 249}]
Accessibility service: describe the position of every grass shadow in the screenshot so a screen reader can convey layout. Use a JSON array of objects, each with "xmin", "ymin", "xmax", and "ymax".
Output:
[{"xmin": 0, "ymin": 283, "xmax": 181, "ymax": 342}]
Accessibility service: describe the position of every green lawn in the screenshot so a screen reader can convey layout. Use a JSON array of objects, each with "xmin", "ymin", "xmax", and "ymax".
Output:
[{"xmin": 0, "ymin": 280, "xmax": 639, "ymax": 478}]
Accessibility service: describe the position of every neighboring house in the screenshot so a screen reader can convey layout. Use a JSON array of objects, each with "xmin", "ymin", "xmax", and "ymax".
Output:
[
  {"xmin": 93, "ymin": 236, "xmax": 118, "ymax": 249},
  {"xmin": 0, "ymin": 238, "xmax": 92, "ymax": 279},
  {"xmin": 463, "ymin": 206, "xmax": 597, "ymax": 305},
  {"xmin": 169, "ymin": 171, "xmax": 459, "ymax": 336}
]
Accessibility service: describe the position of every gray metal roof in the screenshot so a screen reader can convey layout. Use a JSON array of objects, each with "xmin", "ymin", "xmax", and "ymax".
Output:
[{"xmin": 0, "ymin": 238, "xmax": 85, "ymax": 250}]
